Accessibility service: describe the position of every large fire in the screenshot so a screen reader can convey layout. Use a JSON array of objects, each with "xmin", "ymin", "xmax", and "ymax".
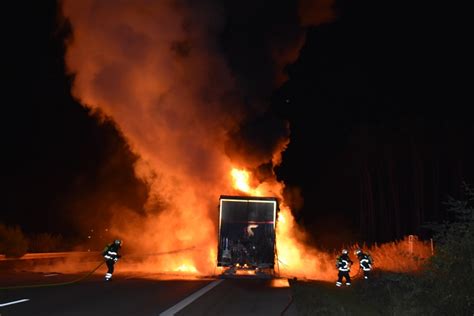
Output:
[
  {"xmin": 57, "ymin": 0, "xmax": 433, "ymax": 281},
  {"xmin": 127, "ymin": 167, "xmax": 429, "ymax": 282}
]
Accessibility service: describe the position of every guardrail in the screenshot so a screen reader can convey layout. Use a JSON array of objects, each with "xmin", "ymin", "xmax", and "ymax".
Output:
[{"xmin": 0, "ymin": 251, "xmax": 101, "ymax": 261}]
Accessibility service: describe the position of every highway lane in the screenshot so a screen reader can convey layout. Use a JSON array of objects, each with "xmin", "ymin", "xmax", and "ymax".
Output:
[
  {"xmin": 172, "ymin": 277, "xmax": 294, "ymax": 316},
  {"xmin": 0, "ymin": 272, "xmax": 213, "ymax": 316},
  {"xmin": 1, "ymin": 271, "xmax": 296, "ymax": 316}
]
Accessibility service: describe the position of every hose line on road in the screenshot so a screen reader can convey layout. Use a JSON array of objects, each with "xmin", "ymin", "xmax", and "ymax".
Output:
[
  {"xmin": 280, "ymin": 293, "xmax": 294, "ymax": 316},
  {"xmin": 0, "ymin": 261, "xmax": 105, "ymax": 290},
  {"xmin": 125, "ymin": 246, "xmax": 197, "ymax": 259},
  {"xmin": 0, "ymin": 246, "xmax": 199, "ymax": 290}
]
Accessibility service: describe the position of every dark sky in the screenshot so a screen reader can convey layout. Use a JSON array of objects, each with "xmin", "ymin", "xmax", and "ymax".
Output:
[{"xmin": 1, "ymin": 0, "xmax": 472, "ymax": 249}]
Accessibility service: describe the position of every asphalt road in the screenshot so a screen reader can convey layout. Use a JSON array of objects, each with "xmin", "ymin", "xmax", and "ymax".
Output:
[
  {"xmin": 175, "ymin": 277, "xmax": 294, "ymax": 316},
  {"xmin": 0, "ymin": 271, "xmax": 295, "ymax": 316}
]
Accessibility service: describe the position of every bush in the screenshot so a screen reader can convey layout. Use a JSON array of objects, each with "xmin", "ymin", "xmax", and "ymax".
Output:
[
  {"xmin": 0, "ymin": 223, "xmax": 28, "ymax": 258},
  {"xmin": 354, "ymin": 183, "xmax": 474, "ymax": 315},
  {"xmin": 416, "ymin": 182, "xmax": 474, "ymax": 315}
]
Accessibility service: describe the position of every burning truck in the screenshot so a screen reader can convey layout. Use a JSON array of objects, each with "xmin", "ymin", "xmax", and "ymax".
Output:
[{"xmin": 217, "ymin": 195, "xmax": 279, "ymax": 277}]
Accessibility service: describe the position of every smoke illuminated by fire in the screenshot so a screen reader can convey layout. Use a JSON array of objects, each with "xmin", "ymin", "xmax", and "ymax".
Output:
[{"xmin": 57, "ymin": 0, "xmax": 432, "ymax": 280}]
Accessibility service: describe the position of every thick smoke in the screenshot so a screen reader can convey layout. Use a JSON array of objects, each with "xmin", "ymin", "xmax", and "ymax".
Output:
[
  {"xmin": 59, "ymin": 0, "xmax": 335, "ymax": 275},
  {"xmin": 218, "ymin": 0, "xmax": 334, "ymax": 171}
]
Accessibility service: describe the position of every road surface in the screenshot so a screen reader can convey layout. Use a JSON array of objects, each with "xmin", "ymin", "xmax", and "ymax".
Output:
[{"xmin": 0, "ymin": 270, "xmax": 296, "ymax": 315}]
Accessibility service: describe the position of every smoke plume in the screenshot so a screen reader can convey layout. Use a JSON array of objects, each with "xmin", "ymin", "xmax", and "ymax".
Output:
[{"xmin": 59, "ymin": 0, "xmax": 336, "ymax": 275}]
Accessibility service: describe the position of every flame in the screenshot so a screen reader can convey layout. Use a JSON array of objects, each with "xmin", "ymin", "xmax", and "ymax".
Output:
[
  {"xmin": 227, "ymin": 167, "xmax": 434, "ymax": 282},
  {"xmin": 235, "ymin": 269, "xmax": 256, "ymax": 276},
  {"xmin": 231, "ymin": 168, "xmax": 263, "ymax": 196},
  {"xmin": 278, "ymin": 213, "xmax": 286, "ymax": 224},
  {"xmin": 231, "ymin": 169, "xmax": 251, "ymax": 193},
  {"xmin": 27, "ymin": 161, "xmax": 433, "ymax": 280},
  {"xmin": 106, "ymin": 165, "xmax": 432, "ymax": 280},
  {"xmin": 174, "ymin": 264, "xmax": 198, "ymax": 273},
  {"xmin": 58, "ymin": 1, "xmax": 431, "ymax": 281}
]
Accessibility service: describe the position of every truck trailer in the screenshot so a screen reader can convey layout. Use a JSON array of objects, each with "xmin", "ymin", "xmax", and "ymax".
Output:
[{"xmin": 217, "ymin": 195, "xmax": 279, "ymax": 277}]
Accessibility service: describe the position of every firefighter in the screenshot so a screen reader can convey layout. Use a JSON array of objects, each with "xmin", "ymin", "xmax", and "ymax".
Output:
[
  {"xmin": 336, "ymin": 249, "xmax": 353, "ymax": 287},
  {"xmin": 102, "ymin": 239, "xmax": 122, "ymax": 281},
  {"xmin": 355, "ymin": 249, "xmax": 373, "ymax": 280}
]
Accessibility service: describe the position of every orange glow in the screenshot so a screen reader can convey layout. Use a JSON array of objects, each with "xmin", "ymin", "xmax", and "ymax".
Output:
[
  {"xmin": 278, "ymin": 213, "xmax": 286, "ymax": 224},
  {"xmin": 270, "ymin": 278, "xmax": 289, "ymax": 288},
  {"xmin": 58, "ymin": 1, "xmax": 431, "ymax": 281},
  {"xmin": 230, "ymin": 168, "xmax": 263, "ymax": 196},
  {"xmin": 226, "ymin": 168, "xmax": 433, "ymax": 282},
  {"xmin": 27, "ymin": 166, "xmax": 433, "ymax": 281},
  {"xmin": 231, "ymin": 169, "xmax": 251, "ymax": 193},
  {"xmin": 174, "ymin": 264, "xmax": 198, "ymax": 274},
  {"xmin": 235, "ymin": 269, "xmax": 256, "ymax": 276}
]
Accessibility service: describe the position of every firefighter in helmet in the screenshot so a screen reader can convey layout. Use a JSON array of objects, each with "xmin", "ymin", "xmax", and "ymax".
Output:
[
  {"xmin": 336, "ymin": 249, "xmax": 353, "ymax": 287},
  {"xmin": 102, "ymin": 239, "xmax": 122, "ymax": 281},
  {"xmin": 355, "ymin": 249, "xmax": 373, "ymax": 279}
]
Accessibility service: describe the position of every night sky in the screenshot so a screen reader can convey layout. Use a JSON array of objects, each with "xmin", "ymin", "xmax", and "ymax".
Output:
[{"xmin": 1, "ymin": 0, "xmax": 472, "ymax": 250}]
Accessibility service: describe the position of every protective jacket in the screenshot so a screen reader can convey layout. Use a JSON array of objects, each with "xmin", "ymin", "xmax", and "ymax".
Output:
[
  {"xmin": 103, "ymin": 243, "xmax": 121, "ymax": 262},
  {"xmin": 336, "ymin": 254, "xmax": 353, "ymax": 271},
  {"xmin": 357, "ymin": 252, "xmax": 373, "ymax": 271}
]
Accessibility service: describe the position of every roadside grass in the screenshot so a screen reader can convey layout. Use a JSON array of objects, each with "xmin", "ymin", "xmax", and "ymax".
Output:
[
  {"xmin": 289, "ymin": 184, "xmax": 474, "ymax": 316},
  {"xmin": 290, "ymin": 268, "xmax": 473, "ymax": 315},
  {"xmin": 289, "ymin": 276, "xmax": 382, "ymax": 316},
  {"xmin": 288, "ymin": 269, "xmax": 435, "ymax": 316}
]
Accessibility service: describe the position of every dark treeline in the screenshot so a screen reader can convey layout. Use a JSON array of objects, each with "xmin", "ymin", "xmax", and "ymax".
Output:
[
  {"xmin": 355, "ymin": 120, "xmax": 473, "ymax": 242},
  {"xmin": 273, "ymin": 0, "xmax": 473, "ymax": 248}
]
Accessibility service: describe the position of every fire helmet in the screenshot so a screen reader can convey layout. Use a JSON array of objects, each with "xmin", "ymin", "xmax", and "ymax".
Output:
[
  {"xmin": 355, "ymin": 249, "xmax": 362, "ymax": 255},
  {"xmin": 342, "ymin": 249, "xmax": 348, "ymax": 254},
  {"xmin": 114, "ymin": 239, "xmax": 122, "ymax": 246}
]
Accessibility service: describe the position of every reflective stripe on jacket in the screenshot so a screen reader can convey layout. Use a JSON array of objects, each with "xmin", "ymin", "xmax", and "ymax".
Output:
[{"xmin": 103, "ymin": 244, "xmax": 120, "ymax": 261}]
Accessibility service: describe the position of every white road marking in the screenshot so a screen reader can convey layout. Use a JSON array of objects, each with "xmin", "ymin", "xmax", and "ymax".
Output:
[
  {"xmin": 159, "ymin": 279, "xmax": 224, "ymax": 315},
  {"xmin": 0, "ymin": 299, "xmax": 30, "ymax": 307},
  {"xmin": 44, "ymin": 273, "xmax": 59, "ymax": 277}
]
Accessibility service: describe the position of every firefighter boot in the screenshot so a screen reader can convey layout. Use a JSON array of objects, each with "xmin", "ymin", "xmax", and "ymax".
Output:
[{"xmin": 105, "ymin": 273, "xmax": 112, "ymax": 281}]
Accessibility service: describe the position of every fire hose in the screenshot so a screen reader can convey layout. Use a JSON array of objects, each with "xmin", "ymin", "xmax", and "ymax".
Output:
[
  {"xmin": 280, "ymin": 292, "xmax": 294, "ymax": 316},
  {"xmin": 0, "ymin": 246, "xmax": 197, "ymax": 290},
  {"xmin": 126, "ymin": 246, "xmax": 196, "ymax": 258}
]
